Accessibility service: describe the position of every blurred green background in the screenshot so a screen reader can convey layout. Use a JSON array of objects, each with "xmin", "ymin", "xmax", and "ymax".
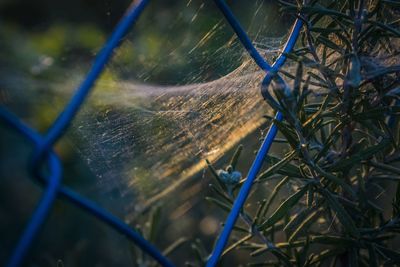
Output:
[{"xmin": 0, "ymin": 0, "xmax": 293, "ymax": 266}]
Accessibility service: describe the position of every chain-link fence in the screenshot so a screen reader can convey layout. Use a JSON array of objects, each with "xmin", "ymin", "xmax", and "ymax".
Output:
[{"xmin": 0, "ymin": 1, "xmax": 302, "ymax": 266}]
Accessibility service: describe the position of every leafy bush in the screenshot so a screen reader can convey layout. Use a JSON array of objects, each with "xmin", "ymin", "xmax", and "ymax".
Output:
[{"xmin": 206, "ymin": 1, "xmax": 400, "ymax": 266}]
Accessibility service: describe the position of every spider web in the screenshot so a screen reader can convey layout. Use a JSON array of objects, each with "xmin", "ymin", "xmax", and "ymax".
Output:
[
  {"xmin": 1, "ymin": 0, "xmax": 296, "ymax": 217},
  {"xmin": 73, "ymin": 60, "xmax": 271, "ymax": 213},
  {"xmin": 71, "ymin": 1, "xmax": 295, "ymax": 215}
]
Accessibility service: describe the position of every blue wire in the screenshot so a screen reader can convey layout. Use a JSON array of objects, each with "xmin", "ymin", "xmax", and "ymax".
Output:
[
  {"xmin": 213, "ymin": 0, "xmax": 296, "ymax": 100},
  {"xmin": 36, "ymin": 0, "xmax": 149, "ymax": 161},
  {"xmin": 0, "ymin": 107, "xmax": 175, "ymax": 267},
  {"xmin": 271, "ymin": 19, "xmax": 303, "ymax": 70},
  {"xmin": 213, "ymin": 0, "xmax": 271, "ymax": 72},
  {"xmin": 206, "ymin": 112, "xmax": 283, "ymax": 267},
  {"xmin": 207, "ymin": 1, "xmax": 303, "ymax": 265},
  {"xmin": 5, "ymin": 146, "xmax": 62, "ymax": 267},
  {"xmin": 2, "ymin": 1, "xmax": 164, "ymax": 266}
]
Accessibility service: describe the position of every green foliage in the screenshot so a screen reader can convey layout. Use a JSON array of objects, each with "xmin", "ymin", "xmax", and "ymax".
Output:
[
  {"xmin": 206, "ymin": 0, "xmax": 400, "ymax": 266},
  {"xmin": 129, "ymin": 206, "xmax": 187, "ymax": 267}
]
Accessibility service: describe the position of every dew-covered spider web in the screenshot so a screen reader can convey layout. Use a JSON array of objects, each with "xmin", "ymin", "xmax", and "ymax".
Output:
[
  {"xmin": 0, "ymin": 0, "xmax": 296, "ymax": 218},
  {"xmin": 73, "ymin": 60, "xmax": 274, "ymax": 213}
]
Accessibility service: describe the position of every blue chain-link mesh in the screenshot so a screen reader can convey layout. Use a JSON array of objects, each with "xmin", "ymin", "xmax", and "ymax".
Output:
[{"xmin": 0, "ymin": 1, "xmax": 303, "ymax": 266}]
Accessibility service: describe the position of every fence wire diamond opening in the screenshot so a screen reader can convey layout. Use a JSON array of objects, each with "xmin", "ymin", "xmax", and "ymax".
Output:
[{"xmin": 0, "ymin": 0, "xmax": 304, "ymax": 266}]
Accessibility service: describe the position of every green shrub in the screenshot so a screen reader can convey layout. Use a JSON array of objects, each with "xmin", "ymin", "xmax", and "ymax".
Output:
[{"xmin": 206, "ymin": 1, "xmax": 400, "ymax": 266}]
